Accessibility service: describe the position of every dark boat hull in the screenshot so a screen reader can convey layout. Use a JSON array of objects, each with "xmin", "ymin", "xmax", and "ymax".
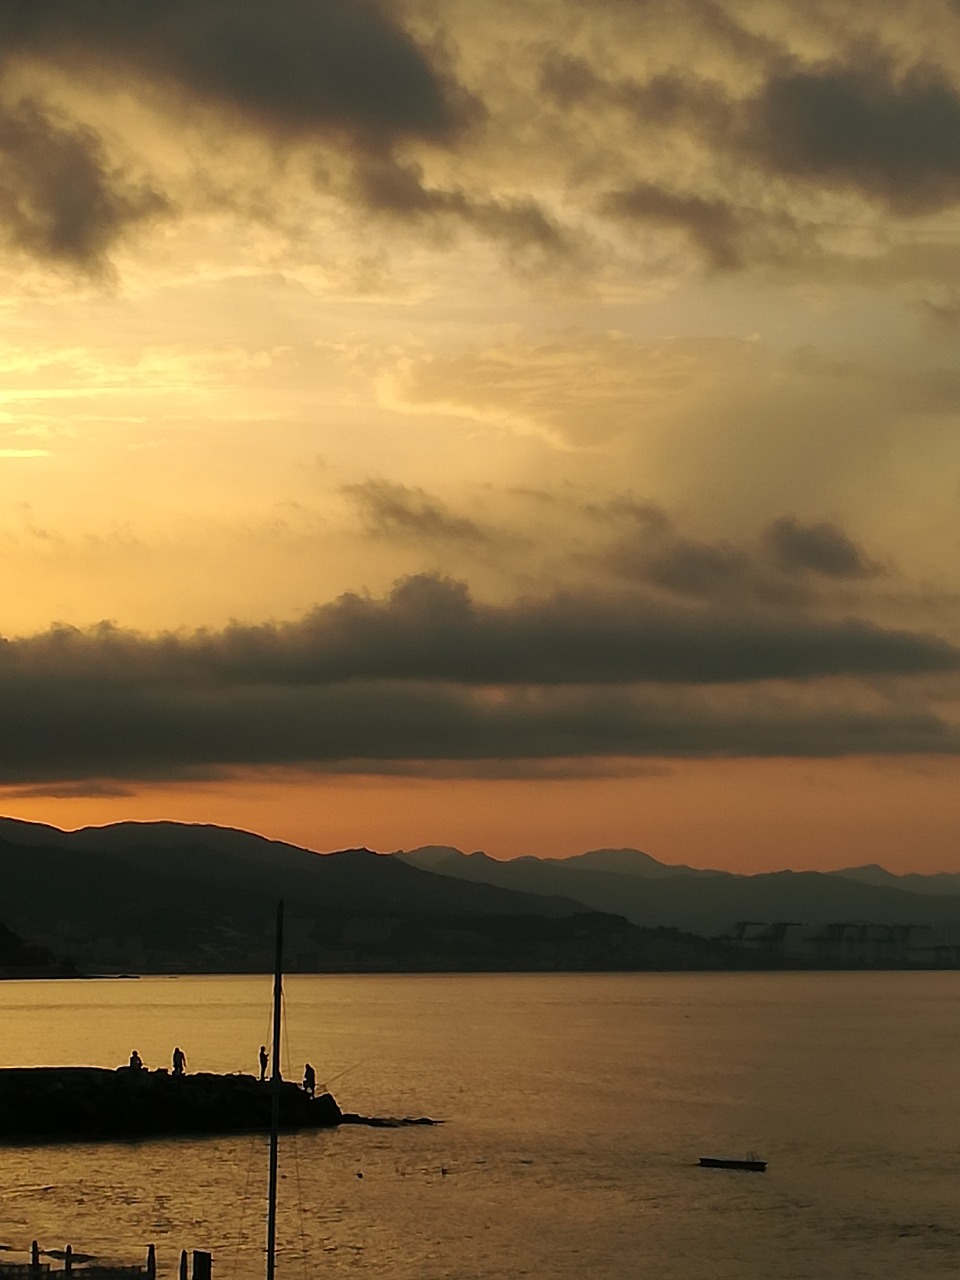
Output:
[{"xmin": 699, "ymin": 1156, "xmax": 767, "ymax": 1172}]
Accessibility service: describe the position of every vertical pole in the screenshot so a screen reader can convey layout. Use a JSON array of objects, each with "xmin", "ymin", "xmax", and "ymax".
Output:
[
  {"xmin": 180, "ymin": 1250, "xmax": 188, "ymax": 1280},
  {"xmin": 64, "ymin": 1245, "xmax": 72, "ymax": 1275},
  {"xmin": 147, "ymin": 1244, "xmax": 156, "ymax": 1280},
  {"xmin": 192, "ymin": 1251, "xmax": 212, "ymax": 1280},
  {"xmin": 266, "ymin": 899, "xmax": 284, "ymax": 1280},
  {"xmin": 30, "ymin": 1241, "xmax": 39, "ymax": 1280}
]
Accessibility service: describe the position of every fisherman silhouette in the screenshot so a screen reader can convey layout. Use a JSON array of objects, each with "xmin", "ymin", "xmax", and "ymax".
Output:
[
  {"xmin": 172, "ymin": 1046, "xmax": 186, "ymax": 1076},
  {"xmin": 129, "ymin": 1049, "xmax": 143, "ymax": 1071},
  {"xmin": 302, "ymin": 1062, "xmax": 316, "ymax": 1098},
  {"xmin": 259, "ymin": 1045, "xmax": 268, "ymax": 1082}
]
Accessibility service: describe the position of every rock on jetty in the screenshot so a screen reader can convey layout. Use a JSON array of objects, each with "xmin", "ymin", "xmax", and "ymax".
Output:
[{"xmin": 0, "ymin": 1067, "xmax": 342, "ymax": 1141}]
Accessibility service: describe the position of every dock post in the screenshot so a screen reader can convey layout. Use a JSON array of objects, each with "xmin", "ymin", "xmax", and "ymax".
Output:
[
  {"xmin": 64, "ymin": 1245, "xmax": 72, "ymax": 1275},
  {"xmin": 146, "ymin": 1245, "xmax": 156, "ymax": 1280},
  {"xmin": 179, "ymin": 1250, "xmax": 188, "ymax": 1280},
  {"xmin": 191, "ymin": 1251, "xmax": 212, "ymax": 1280},
  {"xmin": 30, "ymin": 1241, "xmax": 40, "ymax": 1280}
]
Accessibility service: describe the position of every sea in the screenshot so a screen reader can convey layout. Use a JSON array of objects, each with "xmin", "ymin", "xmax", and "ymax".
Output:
[{"xmin": 0, "ymin": 971, "xmax": 958, "ymax": 1280}]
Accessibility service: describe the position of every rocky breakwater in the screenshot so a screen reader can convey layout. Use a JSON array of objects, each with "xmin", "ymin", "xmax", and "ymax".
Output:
[{"xmin": 0, "ymin": 1067, "xmax": 343, "ymax": 1141}]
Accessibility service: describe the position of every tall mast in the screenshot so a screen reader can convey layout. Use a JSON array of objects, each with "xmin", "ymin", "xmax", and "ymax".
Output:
[{"xmin": 266, "ymin": 899, "xmax": 284, "ymax": 1280}]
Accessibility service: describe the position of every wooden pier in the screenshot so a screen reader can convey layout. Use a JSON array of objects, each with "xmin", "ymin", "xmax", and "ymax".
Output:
[{"xmin": 0, "ymin": 1243, "xmax": 211, "ymax": 1280}]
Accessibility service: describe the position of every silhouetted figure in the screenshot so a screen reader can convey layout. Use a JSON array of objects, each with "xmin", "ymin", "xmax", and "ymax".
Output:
[
  {"xmin": 172, "ymin": 1046, "xmax": 186, "ymax": 1076},
  {"xmin": 259, "ymin": 1045, "xmax": 268, "ymax": 1082},
  {"xmin": 302, "ymin": 1062, "xmax": 316, "ymax": 1098},
  {"xmin": 129, "ymin": 1049, "xmax": 143, "ymax": 1071}
]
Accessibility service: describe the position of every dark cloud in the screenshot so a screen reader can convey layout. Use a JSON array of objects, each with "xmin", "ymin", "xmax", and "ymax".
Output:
[
  {"xmin": 4, "ymin": 572, "xmax": 957, "ymax": 687},
  {"xmin": 594, "ymin": 505, "xmax": 895, "ymax": 606},
  {"xmin": 0, "ymin": 656, "xmax": 954, "ymax": 785},
  {"xmin": 919, "ymin": 291, "xmax": 960, "ymax": 332},
  {"xmin": 593, "ymin": 500, "xmax": 750, "ymax": 597},
  {"xmin": 538, "ymin": 51, "xmax": 604, "ymax": 110},
  {"xmin": 2, "ymin": 780, "xmax": 136, "ymax": 799},
  {"xmin": 539, "ymin": 59, "xmax": 827, "ymax": 272},
  {"xmin": 0, "ymin": 574, "xmax": 956, "ymax": 782},
  {"xmin": 558, "ymin": 0, "xmax": 785, "ymax": 66},
  {"xmin": 600, "ymin": 182, "xmax": 746, "ymax": 271},
  {"xmin": 740, "ymin": 61, "xmax": 960, "ymax": 214},
  {"xmin": 539, "ymin": 52, "xmax": 732, "ymax": 135},
  {"xmin": 595, "ymin": 502, "xmax": 799, "ymax": 604},
  {"xmin": 0, "ymin": 98, "xmax": 168, "ymax": 269},
  {"xmin": 689, "ymin": 0, "xmax": 786, "ymax": 64},
  {"xmin": 627, "ymin": 537, "xmax": 754, "ymax": 597},
  {"xmin": 343, "ymin": 479, "xmax": 499, "ymax": 547},
  {"xmin": 0, "ymin": 0, "xmax": 475, "ymax": 269},
  {"xmin": 353, "ymin": 158, "xmax": 578, "ymax": 261},
  {"xmin": 572, "ymin": 49, "xmax": 960, "ymax": 221},
  {"xmin": 600, "ymin": 179, "xmax": 820, "ymax": 274},
  {"xmin": 764, "ymin": 517, "xmax": 881, "ymax": 579},
  {"xmin": 0, "ymin": 0, "xmax": 471, "ymax": 147},
  {"xmin": 548, "ymin": 46, "xmax": 960, "ymax": 266}
]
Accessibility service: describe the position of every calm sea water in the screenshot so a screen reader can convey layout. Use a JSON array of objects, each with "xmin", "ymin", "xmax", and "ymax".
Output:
[{"xmin": 0, "ymin": 972, "xmax": 958, "ymax": 1279}]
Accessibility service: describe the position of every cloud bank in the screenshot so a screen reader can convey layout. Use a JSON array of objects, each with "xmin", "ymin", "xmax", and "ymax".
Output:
[{"xmin": 1, "ymin": 561, "xmax": 957, "ymax": 784}]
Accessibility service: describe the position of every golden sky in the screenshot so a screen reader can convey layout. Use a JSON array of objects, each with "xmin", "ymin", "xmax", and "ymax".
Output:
[{"xmin": 1, "ymin": 0, "xmax": 960, "ymax": 871}]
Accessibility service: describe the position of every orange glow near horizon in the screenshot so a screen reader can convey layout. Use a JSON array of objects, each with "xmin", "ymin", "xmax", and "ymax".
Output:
[{"xmin": 5, "ymin": 755, "xmax": 960, "ymax": 876}]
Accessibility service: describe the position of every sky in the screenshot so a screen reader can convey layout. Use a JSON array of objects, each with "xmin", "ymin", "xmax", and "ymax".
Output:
[{"xmin": 2, "ymin": 0, "xmax": 960, "ymax": 872}]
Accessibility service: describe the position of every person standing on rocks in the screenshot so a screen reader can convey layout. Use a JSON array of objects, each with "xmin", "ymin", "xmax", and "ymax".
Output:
[
  {"xmin": 302, "ymin": 1062, "xmax": 316, "ymax": 1098},
  {"xmin": 259, "ymin": 1045, "xmax": 268, "ymax": 1082},
  {"xmin": 129, "ymin": 1050, "xmax": 143, "ymax": 1071},
  {"xmin": 172, "ymin": 1046, "xmax": 186, "ymax": 1076}
]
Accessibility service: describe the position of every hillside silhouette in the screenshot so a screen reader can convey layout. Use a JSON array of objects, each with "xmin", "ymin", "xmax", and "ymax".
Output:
[
  {"xmin": 0, "ymin": 819, "xmax": 732, "ymax": 972},
  {"xmin": 5, "ymin": 818, "xmax": 960, "ymax": 972},
  {"xmin": 397, "ymin": 846, "xmax": 960, "ymax": 938}
]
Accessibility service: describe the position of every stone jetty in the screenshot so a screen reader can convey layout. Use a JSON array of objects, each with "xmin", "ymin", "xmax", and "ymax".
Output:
[{"xmin": 0, "ymin": 1067, "xmax": 343, "ymax": 1141}]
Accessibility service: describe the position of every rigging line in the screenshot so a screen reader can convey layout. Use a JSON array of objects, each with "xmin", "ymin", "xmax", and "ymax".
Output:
[
  {"xmin": 281, "ymin": 985, "xmax": 295, "ymax": 1098},
  {"xmin": 320, "ymin": 1062, "xmax": 359, "ymax": 1091},
  {"xmin": 281, "ymin": 984, "xmax": 291, "ymax": 1084},
  {"xmin": 263, "ymin": 993, "xmax": 274, "ymax": 1074},
  {"xmin": 261, "ymin": 965, "xmax": 276, "ymax": 1076}
]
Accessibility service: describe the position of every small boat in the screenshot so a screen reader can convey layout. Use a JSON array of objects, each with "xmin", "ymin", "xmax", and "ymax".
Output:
[{"xmin": 699, "ymin": 1156, "xmax": 767, "ymax": 1172}]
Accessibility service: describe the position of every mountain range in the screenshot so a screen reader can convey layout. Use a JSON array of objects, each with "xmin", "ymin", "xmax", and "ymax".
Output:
[
  {"xmin": 396, "ymin": 846, "xmax": 960, "ymax": 938},
  {"xmin": 0, "ymin": 818, "xmax": 734, "ymax": 972},
  {"xmin": 2, "ymin": 816, "xmax": 960, "ymax": 972}
]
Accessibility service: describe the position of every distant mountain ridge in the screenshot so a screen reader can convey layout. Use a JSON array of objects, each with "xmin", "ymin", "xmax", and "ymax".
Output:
[
  {"xmin": 0, "ymin": 817, "xmax": 735, "ymax": 973},
  {"xmin": 5, "ymin": 816, "xmax": 960, "ymax": 971},
  {"xmin": 401, "ymin": 844, "xmax": 724, "ymax": 880},
  {"xmin": 828, "ymin": 863, "xmax": 960, "ymax": 897},
  {"xmin": 396, "ymin": 845, "xmax": 960, "ymax": 937},
  {"xmin": 551, "ymin": 847, "xmax": 726, "ymax": 879}
]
